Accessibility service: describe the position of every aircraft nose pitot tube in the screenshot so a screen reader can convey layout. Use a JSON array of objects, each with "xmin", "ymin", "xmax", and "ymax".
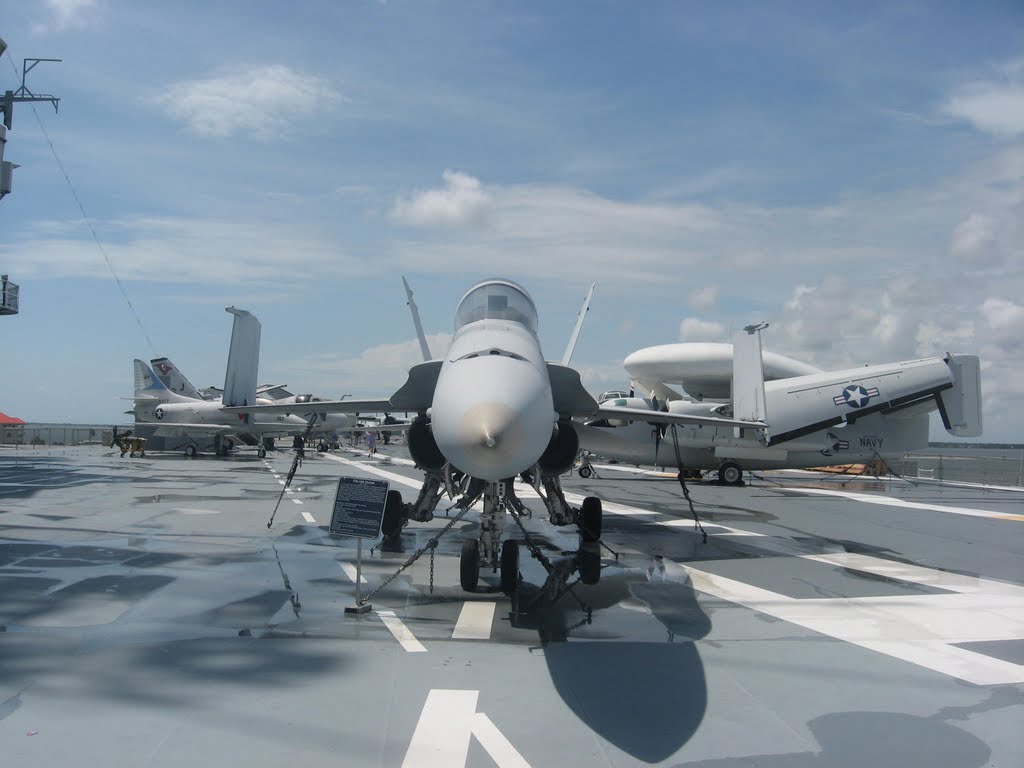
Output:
[{"xmin": 431, "ymin": 355, "xmax": 554, "ymax": 481}]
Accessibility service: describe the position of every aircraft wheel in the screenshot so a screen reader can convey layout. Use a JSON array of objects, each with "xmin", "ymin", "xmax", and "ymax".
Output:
[
  {"xmin": 460, "ymin": 539, "xmax": 480, "ymax": 592},
  {"xmin": 185, "ymin": 445, "xmax": 197, "ymax": 458},
  {"xmin": 224, "ymin": 439, "xmax": 234, "ymax": 451},
  {"xmin": 381, "ymin": 490, "xmax": 404, "ymax": 539},
  {"xmin": 257, "ymin": 447, "xmax": 267, "ymax": 459},
  {"xmin": 718, "ymin": 462, "xmax": 743, "ymax": 485},
  {"xmin": 317, "ymin": 442, "xmax": 328, "ymax": 453},
  {"xmin": 580, "ymin": 496, "xmax": 602, "ymax": 542},
  {"xmin": 578, "ymin": 465, "xmax": 593, "ymax": 479},
  {"xmin": 500, "ymin": 540, "xmax": 520, "ymax": 592},
  {"xmin": 579, "ymin": 544, "xmax": 601, "ymax": 585}
]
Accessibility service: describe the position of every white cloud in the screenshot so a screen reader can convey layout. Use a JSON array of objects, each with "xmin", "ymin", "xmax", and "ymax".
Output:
[
  {"xmin": 273, "ymin": 333, "xmax": 452, "ymax": 399},
  {"xmin": 0, "ymin": 215, "xmax": 363, "ymax": 285},
  {"xmin": 392, "ymin": 170, "xmax": 492, "ymax": 227},
  {"xmin": 950, "ymin": 213, "xmax": 1002, "ymax": 267},
  {"xmin": 34, "ymin": 0, "xmax": 98, "ymax": 31},
  {"xmin": 942, "ymin": 60, "xmax": 1024, "ymax": 137},
  {"xmin": 688, "ymin": 285, "xmax": 718, "ymax": 311},
  {"xmin": 151, "ymin": 65, "xmax": 341, "ymax": 139},
  {"xmin": 981, "ymin": 297, "xmax": 1024, "ymax": 352},
  {"xmin": 678, "ymin": 318, "xmax": 725, "ymax": 342}
]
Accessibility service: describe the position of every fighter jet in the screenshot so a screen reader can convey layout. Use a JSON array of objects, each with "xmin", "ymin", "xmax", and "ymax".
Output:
[{"xmin": 226, "ymin": 278, "xmax": 762, "ymax": 591}]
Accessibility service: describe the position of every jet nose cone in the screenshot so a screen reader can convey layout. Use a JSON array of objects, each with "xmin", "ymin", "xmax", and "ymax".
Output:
[
  {"xmin": 432, "ymin": 356, "xmax": 554, "ymax": 481},
  {"xmin": 462, "ymin": 402, "xmax": 519, "ymax": 452}
]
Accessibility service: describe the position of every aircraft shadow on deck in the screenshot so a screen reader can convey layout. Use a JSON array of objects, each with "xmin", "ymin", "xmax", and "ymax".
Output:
[{"xmin": 513, "ymin": 556, "xmax": 712, "ymax": 762}]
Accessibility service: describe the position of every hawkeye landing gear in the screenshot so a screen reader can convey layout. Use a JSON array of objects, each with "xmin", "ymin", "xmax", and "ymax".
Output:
[
  {"xmin": 184, "ymin": 445, "xmax": 198, "ymax": 458},
  {"xmin": 257, "ymin": 447, "xmax": 267, "ymax": 459},
  {"xmin": 718, "ymin": 461, "xmax": 743, "ymax": 486}
]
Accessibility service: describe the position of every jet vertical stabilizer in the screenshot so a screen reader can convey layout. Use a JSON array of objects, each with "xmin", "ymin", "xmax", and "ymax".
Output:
[
  {"xmin": 222, "ymin": 307, "xmax": 260, "ymax": 408},
  {"xmin": 151, "ymin": 357, "xmax": 205, "ymax": 400},
  {"xmin": 561, "ymin": 283, "xmax": 596, "ymax": 366},
  {"xmin": 402, "ymin": 276, "xmax": 433, "ymax": 362},
  {"xmin": 938, "ymin": 354, "xmax": 983, "ymax": 437},
  {"xmin": 732, "ymin": 323, "xmax": 768, "ymax": 438},
  {"xmin": 134, "ymin": 358, "xmax": 160, "ymax": 396}
]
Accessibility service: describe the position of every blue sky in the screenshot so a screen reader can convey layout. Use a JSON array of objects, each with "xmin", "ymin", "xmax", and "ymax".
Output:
[{"xmin": 1, "ymin": 1, "xmax": 1022, "ymax": 440}]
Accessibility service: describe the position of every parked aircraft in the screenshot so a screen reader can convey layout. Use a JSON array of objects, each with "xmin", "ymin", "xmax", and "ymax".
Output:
[
  {"xmin": 577, "ymin": 327, "xmax": 983, "ymax": 484},
  {"xmin": 133, "ymin": 307, "xmax": 358, "ymax": 457},
  {"xmin": 150, "ymin": 356, "xmax": 359, "ymax": 451},
  {"xmin": 226, "ymin": 278, "xmax": 763, "ymax": 591}
]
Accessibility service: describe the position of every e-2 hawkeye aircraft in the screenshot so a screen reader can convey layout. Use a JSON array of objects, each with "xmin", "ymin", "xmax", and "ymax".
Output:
[
  {"xmin": 575, "ymin": 324, "xmax": 983, "ymax": 485},
  {"xmin": 225, "ymin": 278, "xmax": 763, "ymax": 591}
]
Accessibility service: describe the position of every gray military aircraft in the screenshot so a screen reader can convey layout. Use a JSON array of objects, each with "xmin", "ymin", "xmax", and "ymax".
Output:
[
  {"xmin": 575, "ymin": 325, "xmax": 983, "ymax": 484},
  {"xmin": 226, "ymin": 278, "xmax": 761, "ymax": 591}
]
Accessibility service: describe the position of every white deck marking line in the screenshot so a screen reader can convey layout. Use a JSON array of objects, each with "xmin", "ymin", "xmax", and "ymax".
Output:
[
  {"xmin": 785, "ymin": 486, "xmax": 1024, "ymax": 521},
  {"xmin": 402, "ymin": 690, "xmax": 478, "ymax": 767},
  {"xmin": 321, "ymin": 452, "xmax": 422, "ymax": 489},
  {"xmin": 471, "ymin": 713, "xmax": 533, "ymax": 768},
  {"xmin": 277, "ymin": 479, "xmax": 285, "ymax": 485},
  {"xmin": 292, "ymin": 498, "xmax": 304, "ymax": 505},
  {"xmin": 340, "ymin": 562, "xmax": 367, "ymax": 584},
  {"xmin": 675, "ymin": 560, "xmax": 1024, "ymax": 686},
  {"xmin": 452, "ymin": 602, "xmax": 496, "ymax": 640},
  {"xmin": 591, "ymin": 463, "xmax": 677, "ymax": 478},
  {"xmin": 800, "ymin": 551, "xmax": 1024, "ymax": 597},
  {"xmin": 300, "ymin": 511, "xmax": 315, "ymax": 523},
  {"xmin": 376, "ymin": 610, "xmax": 427, "ymax": 653},
  {"xmin": 402, "ymin": 690, "xmax": 534, "ymax": 768}
]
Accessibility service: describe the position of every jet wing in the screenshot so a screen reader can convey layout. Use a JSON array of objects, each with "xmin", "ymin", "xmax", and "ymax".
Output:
[
  {"xmin": 595, "ymin": 405, "xmax": 767, "ymax": 431},
  {"xmin": 145, "ymin": 423, "xmax": 238, "ymax": 437},
  {"xmin": 221, "ymin": 399, "xmax": 396, "ymax": 416}
]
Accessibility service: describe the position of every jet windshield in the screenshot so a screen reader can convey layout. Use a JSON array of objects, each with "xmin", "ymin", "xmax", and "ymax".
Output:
[{"xmin": 454, "ymin": 280, "xmax": 538, "ymax": 332}]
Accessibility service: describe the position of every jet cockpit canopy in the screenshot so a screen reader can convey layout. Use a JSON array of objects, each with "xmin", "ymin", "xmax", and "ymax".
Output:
[{"xmin": 454, "ymin": 278, "xmax": 538, "ymax": 333}]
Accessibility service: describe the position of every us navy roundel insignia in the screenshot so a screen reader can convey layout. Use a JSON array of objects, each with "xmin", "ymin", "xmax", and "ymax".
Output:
[
  {"xmin": 832, "ymin": 384, "xmax": 879, "ymax": 409},
  {"xmin": 155, "ymin": 407, "xmax": 164, "ymax": 420}
]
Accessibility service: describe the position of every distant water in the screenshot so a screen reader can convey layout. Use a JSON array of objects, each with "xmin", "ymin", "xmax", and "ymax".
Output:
[{"xmin": 901, "ymin": 447, "xmax": 1024, "ymax": 487}]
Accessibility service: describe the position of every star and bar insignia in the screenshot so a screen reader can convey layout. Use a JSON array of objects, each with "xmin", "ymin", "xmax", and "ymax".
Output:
[{"xmin": 833, "ymin": 384, "xmax": 880, "ymax": 409}]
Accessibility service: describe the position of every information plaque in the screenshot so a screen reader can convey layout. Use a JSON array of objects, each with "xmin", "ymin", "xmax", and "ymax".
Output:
[{"xmin": 329, "ymin": 476, "xmax": 389, "ymax": 539}]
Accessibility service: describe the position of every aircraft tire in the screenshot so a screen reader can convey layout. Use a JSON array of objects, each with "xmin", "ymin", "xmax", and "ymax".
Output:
[
  {"xmin": 500, "ymin": 540, "xmax": 519, "ymax": 592},
  {"xmin": 257, "ymin": 448, "xmax": 267, "ymax": 459},
  {"xmin": 185, "ymin": 445, "xmax": 197, "ymax": 458},
  {"xmin": 460, "ymin": 539, "xmax": 480, "ymax": 592},
  {"xmin": 578, "ymin": 465, "xmax": 593, "ymax": 479},
  {"xmin": 317, "ymin": 442, "xmax": 328, "ymax": 453},
  {"xmin": 381, "ymin": 490, "xmax": 404, "ymax": 539},
  {"xmin": 580, "ymin": 496, "xmax": 602, "ymax": 542},
  {"xmin": 718, "ymin": 462, "xmax": 742, "ymax": 485}
]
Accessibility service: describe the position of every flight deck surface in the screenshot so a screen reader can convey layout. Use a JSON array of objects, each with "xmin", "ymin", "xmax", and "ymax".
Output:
[{"xmin": 1, "ymin": 444, "xmax": 1021, "ymax": 766}]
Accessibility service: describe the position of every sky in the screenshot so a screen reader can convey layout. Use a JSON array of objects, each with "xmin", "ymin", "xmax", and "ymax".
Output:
[{"xmin": 0, "ymin": 1, "xmax": 1022, "ymax": 441}]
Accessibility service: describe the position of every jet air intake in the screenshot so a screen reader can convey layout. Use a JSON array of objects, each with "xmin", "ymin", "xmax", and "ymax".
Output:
[
  {"xmin": 407, "ymin": 416, "xmax": 446, "ymax": 471},
  {"xmin": 537, "ymin": 420, "xmax": 579, "ymax": 476}
]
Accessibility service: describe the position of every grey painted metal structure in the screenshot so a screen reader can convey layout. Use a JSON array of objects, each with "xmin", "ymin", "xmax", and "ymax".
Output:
[{"xmin": 0, "ymin": 443, "xmax": 1021, "ymax": 766}]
